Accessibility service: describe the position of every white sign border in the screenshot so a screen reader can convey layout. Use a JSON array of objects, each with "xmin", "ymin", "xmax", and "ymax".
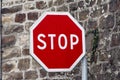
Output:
[{"xmin": 30, "ymin": 12, "xmax": 86, "ymax": 72}]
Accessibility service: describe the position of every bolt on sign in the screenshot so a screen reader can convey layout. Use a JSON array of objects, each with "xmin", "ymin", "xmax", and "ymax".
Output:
[{"xmin": 30, "ymin": 12, "xmax": 86, "ymax": 72}]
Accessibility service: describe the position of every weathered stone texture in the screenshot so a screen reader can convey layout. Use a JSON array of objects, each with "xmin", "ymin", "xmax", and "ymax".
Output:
[
  {"xmin": 2, "ymin": 63, "xmax": 14, "ymax": 73},
  {"xmin": 73, "ymin": 76, "xmax": 81, "ymax": 80},
  {"xmin": 90, "ymin": 64, "xmax": 101, "ymax": 75},
  {"xmin": 3, "ymin": 47, "xmax": 21, "ymax": 60},
  {"xmin": 86, "ymin": 33, "xmax": 94, "ymax": 52},
  {"xmin": 116, "ymin": 72, "xmax": 120, "ymax": 80},
  {"xmin": 66, "ymin": 0, "xmax": 74, "ymax": 3},
  {"xmin": 40, "ymin": 69, "xmax": 47, "ymax": 78},
  {"xmin": 78, "ymin": 9, "xmax": 89, "ymax": 21},
  {"xmin": 111, "ymin": 33, "xmax": 120, "ymax": 47},
  {"xmin": 2, "ymin": 16, "xmax": 13, "ymax": 24},
  {"xmin": 4, "ymin": 72, "xmax": 23, "ymax": 80},
  {"xmin": 99, "ymin": 52, "xmax": 109, "ymax": 61},
  {"xmin": 4, "ymin": 25, "xmax": 24, "ymax": 34},
  {"xmin": 25, "ymin": 70, "xmax": 38, "ymax": 79},
  {"xmin": 57, "ymin": 5, "xmax": 68, "ymax": 11},
  {"xmin": 90, "ymin": 7, "xmax": 103, "ymax": 18},
  {"xmin": 109, "ymin": 0, "xmax": 120, "ymax": 12},
  {"xmin": 2, "ymin": 60, "xmax": 17, "ymax": 73},
  {"xmin": 18, "ymin": 58, "xmax": 30, "ymax": 70},
  {"xmin": 25, "ymin": 22, "xmax": 33, "ymax": 31},
  {"xmin": 24, "ymin": 3, "xmax": 35, "ymax": 10},
  {"xmin": 28, "ymin": 12, "xmax": 38, "ymax": 20},
  {"xmin": 101, "ymin": 4, "xmax": 108, "ymax": 13},
  {"xmin": 17, "ymin": 33, "xmax": 29, "ymax": 46},
  {"xmin": 22, "ymin": 48, "xmax": 29, "ymax": 56},
  {"xmin": 32, "ymin": 59, "xmax": 41, "ymax": 69},
  {"xmin": 15, "ymin": 13, "xmax": 26, "ymax": 23},
  {"xmin": 99, "ymin": 15, "xmax": 114, "ymax": 30},
  {"xmin": 48, "ymin": 72, "xmax": 56, "ymax": 77},
  {"xmin": 2, "ymin": 35, "xmax": 16, "ymax": 48},
  {"xmin": 87, "ymin": 19, "xmax": 97, "ymax": 30},
  {"xmin": 96, "ymin": 72, "xmax": 116, "ymax": 80},
  {"xmin": 78, "ymin": 1, "xmax": 84, "ymax": 8},
  {"xmin": 36, "ymin": 1, "xmax": 47, "ymax": 9},
  {"xmin": 2, "ymin": 5, "xmax": 22, "ymax": 14},
  {"xmin": 116, "ymin": 11, "xmax": 120, "ymax": 26},
  {"xmin": 53, "ymin": 0, "xmax": 64, "ymax": 6},
  {"xmin": 69, "ymin": 2, "xmax": 78, "ymax": 11},
  {"xmin": 86, "ymin": 0, "xmax": 96, "ymax": 7}
]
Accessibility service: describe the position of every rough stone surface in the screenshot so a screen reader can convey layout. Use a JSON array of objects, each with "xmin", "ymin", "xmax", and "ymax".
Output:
[
  {"xmin": 90, "ymin": 7, "xmax": 102, "ymax": 18},
  {"xmin": 116, "ymin": 11, "xmax": 120, "ymax": 26},
  {"xmin": 15, "ymin": 13, "xmax": 26, "ymax": 23},
  {"xmin": 78, "ymin": 1, "xmax": 84, "ymax": 8},
  {"xmin": 87, "ymin": 19, "xmax": 97, "ymax": 30},
  {"xmin": 2, "ymin": 63, "xmax": 14, "ymax": 72},
  {"xmin": 24, "ymin": 3, "xmax": 35, "ymax": 10},
  {"xmin": 36, "ymin": 1, "xmax": 47, "ymax": 9},
  {"xmin": 22, "ymin": 48, "xmax": 29, "ymax": 56},
  {"xmin": 66, "ymin": 0, "xmax": 74, "ymax": 3},
  {"xmin": 25, "ymin": 22, "xmax": 33, "ymax": 31},
  {"xmin": 2, "ymin": 60, "xmax": 17, "ymax": 73},
  {"xmin": 78, "ymin": 9, "xmax": 89, "ymax": 21},
  {"xmin": 4, "ymin": 25, "xmax": 24, "ymax": 34},
  {"xmin": 109, "ymin": 0, "xmax": 120, "ymax": 12},
  {"xmin": 99, "ymin": 15, "xmax": 114, "ymax": 30},
  {"xmin": 18, "ymin": 58, "xmax": 30, "ymax": 70},
  {"xmin": 25, "ymin": 70, "xmax": 38, "ymax": 79},
  {"xmin": 99, "ymin": 52, "xmax": 109, "ymax": 61},
  {"xmin": 28, "ymin": 12, "xmax": 38, "ymax": 20},
  {"xmin": 48, "ymin": 72, "xmax": 56, "ymax": 77},
  {"xmin": 2, "ymin": 35, "xmax": 16, "ymax": 48},
  {"xmin": 2, "ymin": 5, "xmax": 22, "ymax": 14},
  {"xmin": 69, "ymin": 2, "xmax": 78, "ymax": 11},
  {"xmin": 2, "ymin": 0, "xmax": 120, "ymax": 80},
  {"xmin": 88, "ymin": 0, "xmax": 96, "ymax": 7},
  {"xmin": 53, "ymin": 0, "xmax": 64, "ymax": 6},
  {"xmin": 111, "ymin": 33, "xmax": 120, "ymax": 47},
  {"xmin": 86, "ymin": 33, "xmax": 94, "ymax": 52},
  {"xmin": 17, "ymin": 33, "xmax": 29, "ymax": 46},
  {"xmin": 32, "ymin": 59, "xmax": 41, "ymax": 69},
  {"xmin": 5, "ymin": 72, "xmax": 23, "ymax": 80},
  {"xmin": 57, "ymin": 5, "xmax": 68, "ymax": 11},
  {"xmin": 40, "ymin": 69, "xmax": 47, "ymax": 78},
  {"xmin": 90, "ymin": 64, "xmax": 101, "ymax": 75},
  {"xmin": 3, "ymin": 47, "xmax": 21, "ymax": 60},
  {"xmin": 2, "ymin": 16, "xmax": 13, "ymax": 24}
]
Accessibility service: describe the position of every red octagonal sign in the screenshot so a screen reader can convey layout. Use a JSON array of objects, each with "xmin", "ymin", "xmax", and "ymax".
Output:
[{"xmin": 30, "ymin": 12, "xmax": 85, "ymax": 72}]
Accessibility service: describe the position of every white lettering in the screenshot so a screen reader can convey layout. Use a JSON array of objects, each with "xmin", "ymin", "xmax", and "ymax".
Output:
[
  {"xmin": 37, "ymin": 34, "xmax": 79, "ymax": 50},
  {"xmin": 70, "ymin": 34, "xmax": 79, "ymax": 49},
  {"xmin": 37, "ymin": 34, "xmax": 46, "ymax": 50},
  {"xmin": 58, "ymin": 34, "xmax": 67, "ymax": 49},
  {"xmin": 48, "ymin": 34, "xmax": 56, "ymax": 50}
]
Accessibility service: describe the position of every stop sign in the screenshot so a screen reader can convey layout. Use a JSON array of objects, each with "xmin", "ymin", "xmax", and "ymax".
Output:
[{"xmin": 30, "ymin": 12, "xmax": 85, "ymax": 72}]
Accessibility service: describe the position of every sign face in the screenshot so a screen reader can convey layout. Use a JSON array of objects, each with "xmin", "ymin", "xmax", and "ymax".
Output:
[{"xmin": 30, "ymin": 12, "xmax": 85, "ymax": 72}]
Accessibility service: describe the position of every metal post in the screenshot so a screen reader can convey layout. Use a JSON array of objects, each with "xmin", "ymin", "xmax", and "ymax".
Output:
[{"xmin": 82, "ymin": 57, "xmax": 87, "ymax": 80}]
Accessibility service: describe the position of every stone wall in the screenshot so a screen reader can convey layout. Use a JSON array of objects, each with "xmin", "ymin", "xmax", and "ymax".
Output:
[{"xmin": 1, "ymin": 0, "xmax": 120, "ymax": 80}]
